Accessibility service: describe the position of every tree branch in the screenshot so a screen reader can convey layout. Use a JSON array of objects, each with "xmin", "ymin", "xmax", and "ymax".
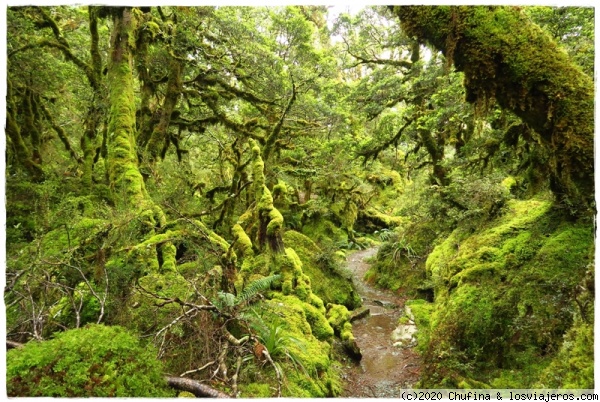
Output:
[
  {"xmin": 165, "ymin": 376, "xmax": 231, "ymax": 398},
  {"xmin": 343, "ymin": 36, "xmax": 412, "ymax": 70}
]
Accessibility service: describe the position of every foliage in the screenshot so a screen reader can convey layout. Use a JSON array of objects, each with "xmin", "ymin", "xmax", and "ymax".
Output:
[
  {"xmin": 250, "ymin": 313, "xmax": 308, "ymax": 374},
  {"xmin": 7, "ymin": 324, "xmax": 175, "ymax": 397},
  {"xmin": 5, "ymin": 4, "xmax": 594, "ymax": 396},
  {"xmin": 214, "ymin": 274, "xmax": 281, "ymax": 312}
]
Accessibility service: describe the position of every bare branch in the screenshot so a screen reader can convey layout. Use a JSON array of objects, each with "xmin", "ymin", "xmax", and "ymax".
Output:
[
  {"xmin": 165, "ymin": 376, "xmax": 231, "ymax": 398},
  {"xmin": 179, "ymin": 361, "xmax": 216, "ymax": 378}
]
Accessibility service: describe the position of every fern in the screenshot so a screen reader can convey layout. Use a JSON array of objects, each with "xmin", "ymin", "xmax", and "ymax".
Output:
[
  {"xmin": 249, "ymin": 311, "xmax": 308, "ymax": 376},
  {"xmin": 235, "ymin": 274, "xmax": 281, "ymax": 305},
  {"xmin": 211, "ymin": 274, "xmax": 281, "ymax": 311}
]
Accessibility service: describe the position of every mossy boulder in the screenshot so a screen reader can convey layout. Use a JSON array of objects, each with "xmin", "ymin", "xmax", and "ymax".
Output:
[
  {"xmin": 419, "ymin": 198, "xmax": 594, "ymax": 387},
  {"xmin": 301, "ymin": 218, "xmax": 348, "ymax": 248},
  {"xmin": 7, "ymin": 324, "xmax": 174, "ymax": 397}
]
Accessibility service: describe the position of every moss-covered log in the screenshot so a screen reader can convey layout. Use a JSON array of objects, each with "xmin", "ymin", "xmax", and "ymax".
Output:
[{"xmin": 391, "ymin": 6, "xmax": 594, "ymax": 213}]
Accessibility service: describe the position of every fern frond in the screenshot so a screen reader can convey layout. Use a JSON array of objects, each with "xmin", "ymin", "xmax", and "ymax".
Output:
[{"xmin": 235, "ymin": 274, "xmax": 281, "ymax": 306}]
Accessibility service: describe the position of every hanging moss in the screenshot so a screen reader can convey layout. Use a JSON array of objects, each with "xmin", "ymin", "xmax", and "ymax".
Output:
[
  {"xmin": 145, "ymin": 57, "xmax": 182, "ymax": 162},
  {"xmin": 6, "ymin": 83, "xmax": 44, "ymax": 181},
  {"xmin": 392, "ymin": 6, "xmax": 594, "ymax": 213},
  {"xmin": 331, "ymin": 199, "xmax": 358, "ymax": 238}
]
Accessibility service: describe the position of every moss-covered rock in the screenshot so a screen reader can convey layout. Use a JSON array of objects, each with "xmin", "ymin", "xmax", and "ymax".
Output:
[
  {"xmin": 250, "ymin": 295, "xmax": 341, "ymax": 397},
  {"xmin": 301, "ymin": 218, "xmax": 348, "ymax": 248},
  {"xmin": 418, "ymin": 198, "xmax": 594, "ymax": 387},
  {"xmin": 7, "ymin": 324, "xmax": 174, "ymax": 397}
]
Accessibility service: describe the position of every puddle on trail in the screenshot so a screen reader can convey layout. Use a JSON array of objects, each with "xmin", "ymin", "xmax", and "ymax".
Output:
[{"xmin": 340, "ymin": 248, "xmax": 421, "ymax": 398}]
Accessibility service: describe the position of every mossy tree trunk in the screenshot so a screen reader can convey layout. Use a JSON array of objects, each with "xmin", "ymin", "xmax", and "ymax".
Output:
[
  {"xmin": 106, "ymin": 7, "xmax": 176, "ymax": 272},
  {"xmin": 80, "ymin": 6, "xmax": 104, "ymax": 188},
  {"xmin": 418, "ymin": 127, "xmax": 448, "ymax": 187},
  {"xmin": 106, "ymin": 7, "xmax": 150, "ymax": 210},
  {"xmin": 145, "ymin": 57, "xmax": 182, "ymax": 162},
  {"xmin": 250, "ymin": 140, "xmax": 284, "ymax": 253},
  {"xmin": 21, "ymin": 88, "xmax": 43, "ymax": 165},
  {"xmin": 6, "ymin": 82, "xmax": 44, "ymax": 181},
  {"xmin": 134, "ymin": 21, "xmax": 156, "ymax": 151},
  {"xmin": 392, "ymin": 6, "xmax": 594, "ymax": 214}
]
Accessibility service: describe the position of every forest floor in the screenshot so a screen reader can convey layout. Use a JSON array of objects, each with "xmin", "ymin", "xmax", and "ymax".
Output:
[{"xmin": 341, "ymin": 248, "xmax": 421, "ymax": 397}]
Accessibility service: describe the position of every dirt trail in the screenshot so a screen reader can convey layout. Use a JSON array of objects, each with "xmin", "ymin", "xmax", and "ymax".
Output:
[{"xmin": 341, "ymin": 247, "xmax": 421, "ymax": 397}]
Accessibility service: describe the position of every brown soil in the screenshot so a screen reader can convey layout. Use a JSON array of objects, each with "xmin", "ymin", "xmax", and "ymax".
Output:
[{"xmin": 340, "ymin": 248, "xmax": 421, "ymax": 397}]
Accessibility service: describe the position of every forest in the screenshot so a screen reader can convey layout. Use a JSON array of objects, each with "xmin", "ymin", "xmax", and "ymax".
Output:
[{"xmin": 4, "ymin": 5, "xmax": 595, "ymax": 397}]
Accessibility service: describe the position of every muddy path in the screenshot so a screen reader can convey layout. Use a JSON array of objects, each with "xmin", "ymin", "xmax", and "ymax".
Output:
[{"xmin": 340, "ymin": 247, "xmax": 421, "ymax": 397}]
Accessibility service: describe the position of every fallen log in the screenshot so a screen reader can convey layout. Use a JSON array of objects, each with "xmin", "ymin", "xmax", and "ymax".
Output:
[
  {"xmin": 7, "ymin": 340, "xmax": 24, "ymax": 350},
  {"xmin": 165, "ymin": 376, "xmax": 231, "ymax": 398}
]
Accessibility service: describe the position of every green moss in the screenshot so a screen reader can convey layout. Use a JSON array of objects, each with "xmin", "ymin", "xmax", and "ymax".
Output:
[
  {"xmin": 272, "ymin": 294, "xmax": 334, "ymax": 341},
  {"xmin": 418, "ymin": 197, "xmax": 594, "ymax": 387},
  {"xmin": 239, "ymin": 382, "xmax": 272, "ymax": 398},
  {"xmin": 253, "ymin": 295, "xmax": 340, "ymax": 397},
  {"xmin": 160, "ymin": 243, "xmax": 177, "ymax": 272},
  {"xmin": 49, "ymin": 282, "xmax": 101, "ymax": 327},
  {"xmin": 294, "ymin": 273, "xmax": 312, "ymax": 301},
  {"xmin": 267, "ymin": 207, "xmax": 284, "ymax": 236},
  {"xmin": 395, "ymin": 6, "xmax": 594, "ymax": 212},
  {"xmin": 326, "ymin": 303, "xmax": 351, "ymax": 334},
  {"xmin": 302, "ymin": 218, "xmax": 348, "ymax": 248},
  {"xmin": 406, "ymin": 299, "xmax": 435, "ymax": 353},
  {"xmin": 125, "ymin": 272, "xmax": 194, "ymax": 334},
  {"xmin": 283, "ymin": 230, "xmax": 361, "ymax": 309},
  {"xmin": 250, "ymin": 139, "xmax": 265, "ymax": 197},
  {"xmin": 232, "ymin": 223, "xmax": 254, "ymax": 257},
  {"xmin": 7, "ymin": 324, "xmax": 174, "ymax": 397},
  {"xmin": 501, "ymin": 176, "xmax": 517, "ymax": 191},
  {"xmin": 534, "ymin": 322, "xmax": 594, "ymax": 389},
  {"xmin": 331, "ymin": 199, "xmax": 358, "ymax": 233}
]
